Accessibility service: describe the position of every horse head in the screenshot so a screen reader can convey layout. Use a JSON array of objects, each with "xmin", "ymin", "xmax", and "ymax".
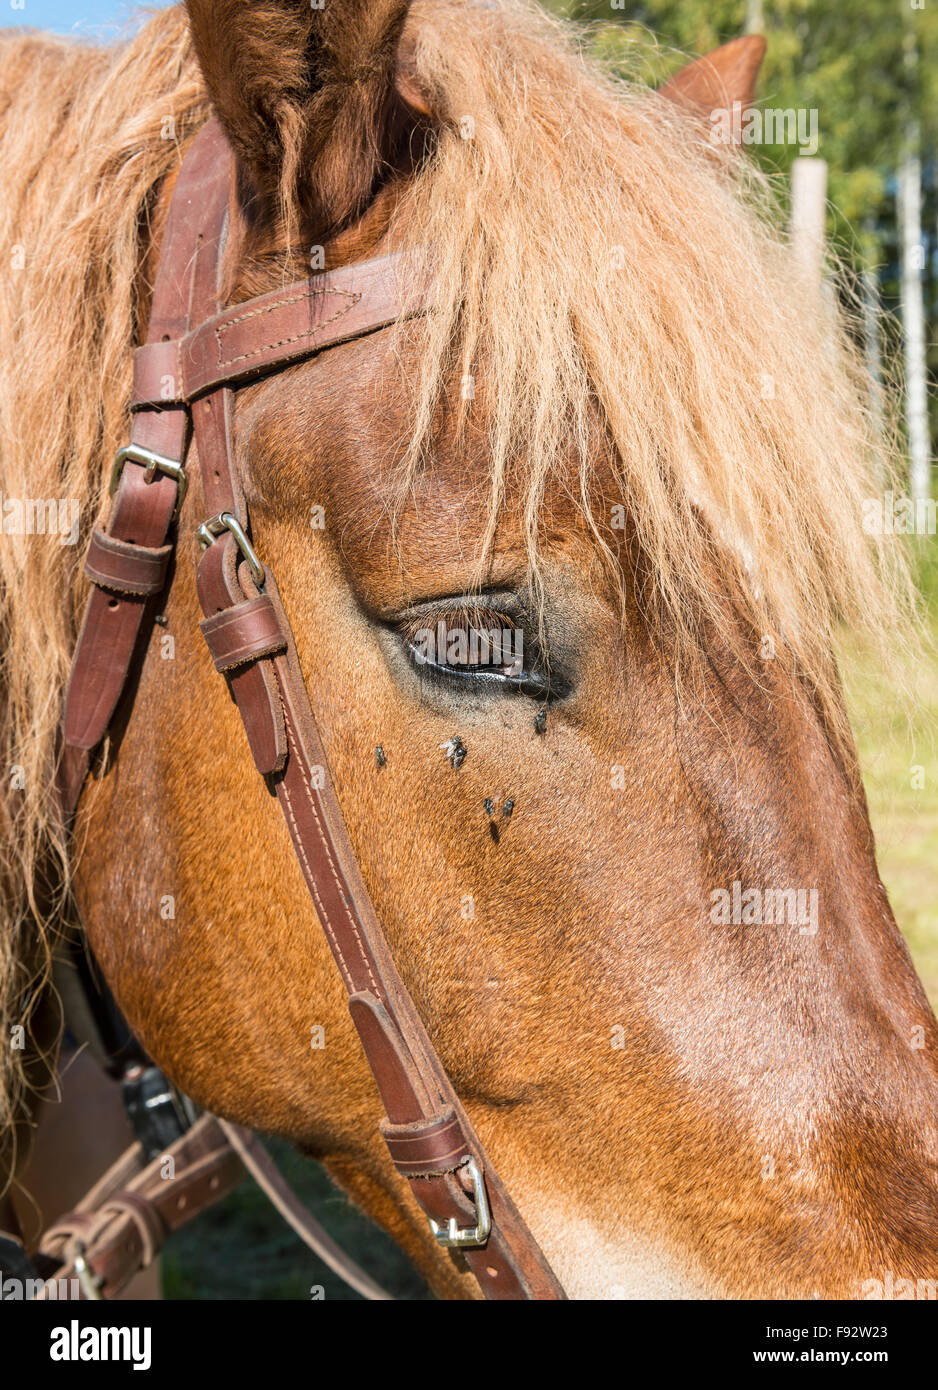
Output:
[{"xmin": 5, "ymin": 0, "xmax": 936, "ymax": 1299}]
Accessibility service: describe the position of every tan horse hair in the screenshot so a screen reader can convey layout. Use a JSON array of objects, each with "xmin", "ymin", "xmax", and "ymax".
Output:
[{"xmin": 0, "ymin": 0, "xmax": 920, "ymax": 1184}]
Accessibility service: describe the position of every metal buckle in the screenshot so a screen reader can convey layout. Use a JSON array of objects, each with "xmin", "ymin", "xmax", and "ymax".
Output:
[
  {"xmin": 428, "ymin": 1158, "xmax": 491, "ymax": 1249},
  {"xmin": 121, "ymin": 1063, "xmax": 198, "ymax": 1164},
  {"xmin": 197, "ymin": 512, "xmax": 265, "ymax": 590},
  {"xmin": 71, "ymin": 1240, "xmax": 103, "ymax": 1301},
  {"xmin": 110, "ymin": 445, "xmax": 188, "ymax": 520}
]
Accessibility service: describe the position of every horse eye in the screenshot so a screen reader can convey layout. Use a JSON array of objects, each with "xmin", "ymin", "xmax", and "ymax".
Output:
[{"xmin": 399, "ymin": 605, "xmax": 556, "ymax": 700}]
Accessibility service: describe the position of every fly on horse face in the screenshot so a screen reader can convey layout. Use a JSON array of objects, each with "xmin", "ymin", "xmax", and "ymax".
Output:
[{"xmin": 0, "ymin": 0, "xmax": 936, "ymax": 1300}]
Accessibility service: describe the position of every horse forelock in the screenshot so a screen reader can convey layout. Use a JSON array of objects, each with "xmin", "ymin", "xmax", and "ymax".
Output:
[{"xmin": 389, "ymin": 0, "xmax": 918, "ymax": 743}]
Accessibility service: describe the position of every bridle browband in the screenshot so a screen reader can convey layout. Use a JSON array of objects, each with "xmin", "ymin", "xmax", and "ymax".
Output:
[{"xmin": 58, "ymin": 119, "xmax": 565, "ymax": 1301}]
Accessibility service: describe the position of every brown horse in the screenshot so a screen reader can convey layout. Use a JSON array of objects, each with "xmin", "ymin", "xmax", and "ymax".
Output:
[{"xmin": 1, "ymin": 0, "xmax": 936, "ymax": 1299}]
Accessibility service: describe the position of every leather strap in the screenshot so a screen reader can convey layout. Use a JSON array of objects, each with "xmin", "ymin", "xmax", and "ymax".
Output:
[
  {"xmin": 193, "ymin": 548, "xmax": 561, "ymax": 1302},
  {"xmin": 216, "ymin": 1121, "xmax": 392, "ymax": 1301},
  {"xmin": 132, "ymin": 252, "xmax": 427, "ymax": 406},
  {"xmin": 60, "ymin": 119, "xmax": 565, "ymax": 1300},
  {"xmin": 36, "ymin": 1115, "xmax": 243, "ymax": 1300},
  {"xmin": 380, "ymin": 1108, "xmax": 467, "ymax": 1178},
  {"xmin": 84, "ymin": 529, "xmax": 173, "ymax": 597},
  {"xmin": 201, "ymin": 595, "xmax": 287, "ymax": 672},
  {"xmin": 63, "ymin": 118, "xmax": 232, "ymax": 754},
  {"xmin": 30, "ymin": 1109, "xmax": 393, "ymax": 1302}
]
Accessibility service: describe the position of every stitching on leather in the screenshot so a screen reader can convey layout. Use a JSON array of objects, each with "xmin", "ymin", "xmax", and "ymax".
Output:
[
  {"xmin": 86, "ymin": 571, "xmax": 157, "ymax": 597},
  {"xmin": 215, "ymin": 640, "xmax": 284, "ymax": 671},
  {"xmin": 292, "ymin": 746, "xmax": 383, "ymax": 998},
  {"xmin": 394, "ymin": 1140, "xmax": 466, "ymax": 1163},
  {"xmin": 207, "ymin": 614, "xmax": 283, "ymax": 640},
  {"xmin": 276, "ymin": 689, "xmax": 382, "ymax": 998},
  {"xmin": 390, "ymin": 1132, "xmax": 462, "ymax": 1156},
  {"xmin": 93, "ymin": 533, "xmax": 167, "ymax": 558},
  {"xmin": 204, "ymin": 606, "xmax": 286, "ymax": 664},
  {"xmin": 213, "ymin": 289, "xmax": 361, "ymax": 370},
  {"xmin": 206, "ymin": 604, "xmax": 267, "ymax": 627},
  {"xmin": 281, "ymin": 779, "xmax": 355, "ymax": 989},
  {"xmin": 396, "ymin": 1143, "xmax": 467, "ymax": 1172}
]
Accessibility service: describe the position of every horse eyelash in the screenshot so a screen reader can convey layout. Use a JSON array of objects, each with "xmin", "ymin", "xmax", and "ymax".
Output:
[
  {"xmin": 396, "ymin": 602, "xmax": 564, "ymax": 702},
  {"xmin": 398, "ymin": 604, "xmax": 519, "ymax": 649},
  {"xmin": 399, "ymin": 604, "xmax": 528, "ymax": 675}
]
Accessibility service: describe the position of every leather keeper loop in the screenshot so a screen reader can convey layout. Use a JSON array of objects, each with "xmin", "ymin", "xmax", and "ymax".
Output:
[
  {"xmin": 132, "ymin": 339, "xmax": 182, "ymax": 408},
  {"xmin": 380, "ymin": 1107, "xmax": 471, "ymax": 1178},
  {"xmin": 98, "ymin": 1190, "xmax": 167, "ymax": 1267},
  {"xmin": 84, "ymin": 529, "xmax": 173, "ymax": 596},
  {"xmin": 200, "ymin": 595, "xmax": 288, "ymax": 672}
]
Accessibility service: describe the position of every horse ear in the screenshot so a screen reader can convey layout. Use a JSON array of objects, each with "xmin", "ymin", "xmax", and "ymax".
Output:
[
  {"xmin": 184, "ymin": 0, "xmax": 428, "ymax": 231},
  {"xmin": 659, "ymin": 35, "xmax": 766, "ymax": 139}
]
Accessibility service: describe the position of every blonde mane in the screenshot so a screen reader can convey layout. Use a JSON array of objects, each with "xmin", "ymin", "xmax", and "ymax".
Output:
[
  {"xmin": 0, "ymin": 0, "xmax": 916, "ymax": 1175},
  {"xmin": 394, "ymin": 0, "xmax": 915, "ymax": 699},
  {"xmin": 0, "ymin": 7, "xmax": 208, "ymax": 1167}
]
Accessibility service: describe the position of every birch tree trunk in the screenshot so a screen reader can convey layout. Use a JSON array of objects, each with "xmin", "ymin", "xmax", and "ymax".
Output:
[
  {"xmin": 790, "ymin": 157, "xmax": 828, "ymax": 284},
  {"xmin": 745, "ymin": 0, "xmax": 764, "ymax": 34},
  {"xmin": 860, "ymin": 255, "xmax": 886, "ymax": 480},
  {"xmin": 898, "ymin": 126, "xmax": 932, "ymax": 502}
]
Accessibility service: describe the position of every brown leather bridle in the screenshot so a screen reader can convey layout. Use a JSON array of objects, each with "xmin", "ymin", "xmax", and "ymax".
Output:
[{"xmin": 57, "ymin": 118, "xmax": 565, "ymax": 1301}]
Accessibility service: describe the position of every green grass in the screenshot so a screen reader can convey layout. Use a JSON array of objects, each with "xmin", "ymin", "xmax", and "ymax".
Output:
[
  {"xmin": 841, "ymin": 538, "xmax": 938, "ymax": 1009},
  {"xmin": 163, "ymin": 1136, "xmax": 431, "ymax": 1300}
]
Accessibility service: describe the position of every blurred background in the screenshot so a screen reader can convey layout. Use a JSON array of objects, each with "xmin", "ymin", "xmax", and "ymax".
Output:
[{"xmin": 3, "ymin": 0, "xmax": 935, "ymax": 1299}]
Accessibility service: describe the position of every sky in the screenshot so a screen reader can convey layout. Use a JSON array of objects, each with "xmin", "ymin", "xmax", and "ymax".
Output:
[{"xmin": 0, "ymin": 0, "xmax": 166, "ymax": 37}]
